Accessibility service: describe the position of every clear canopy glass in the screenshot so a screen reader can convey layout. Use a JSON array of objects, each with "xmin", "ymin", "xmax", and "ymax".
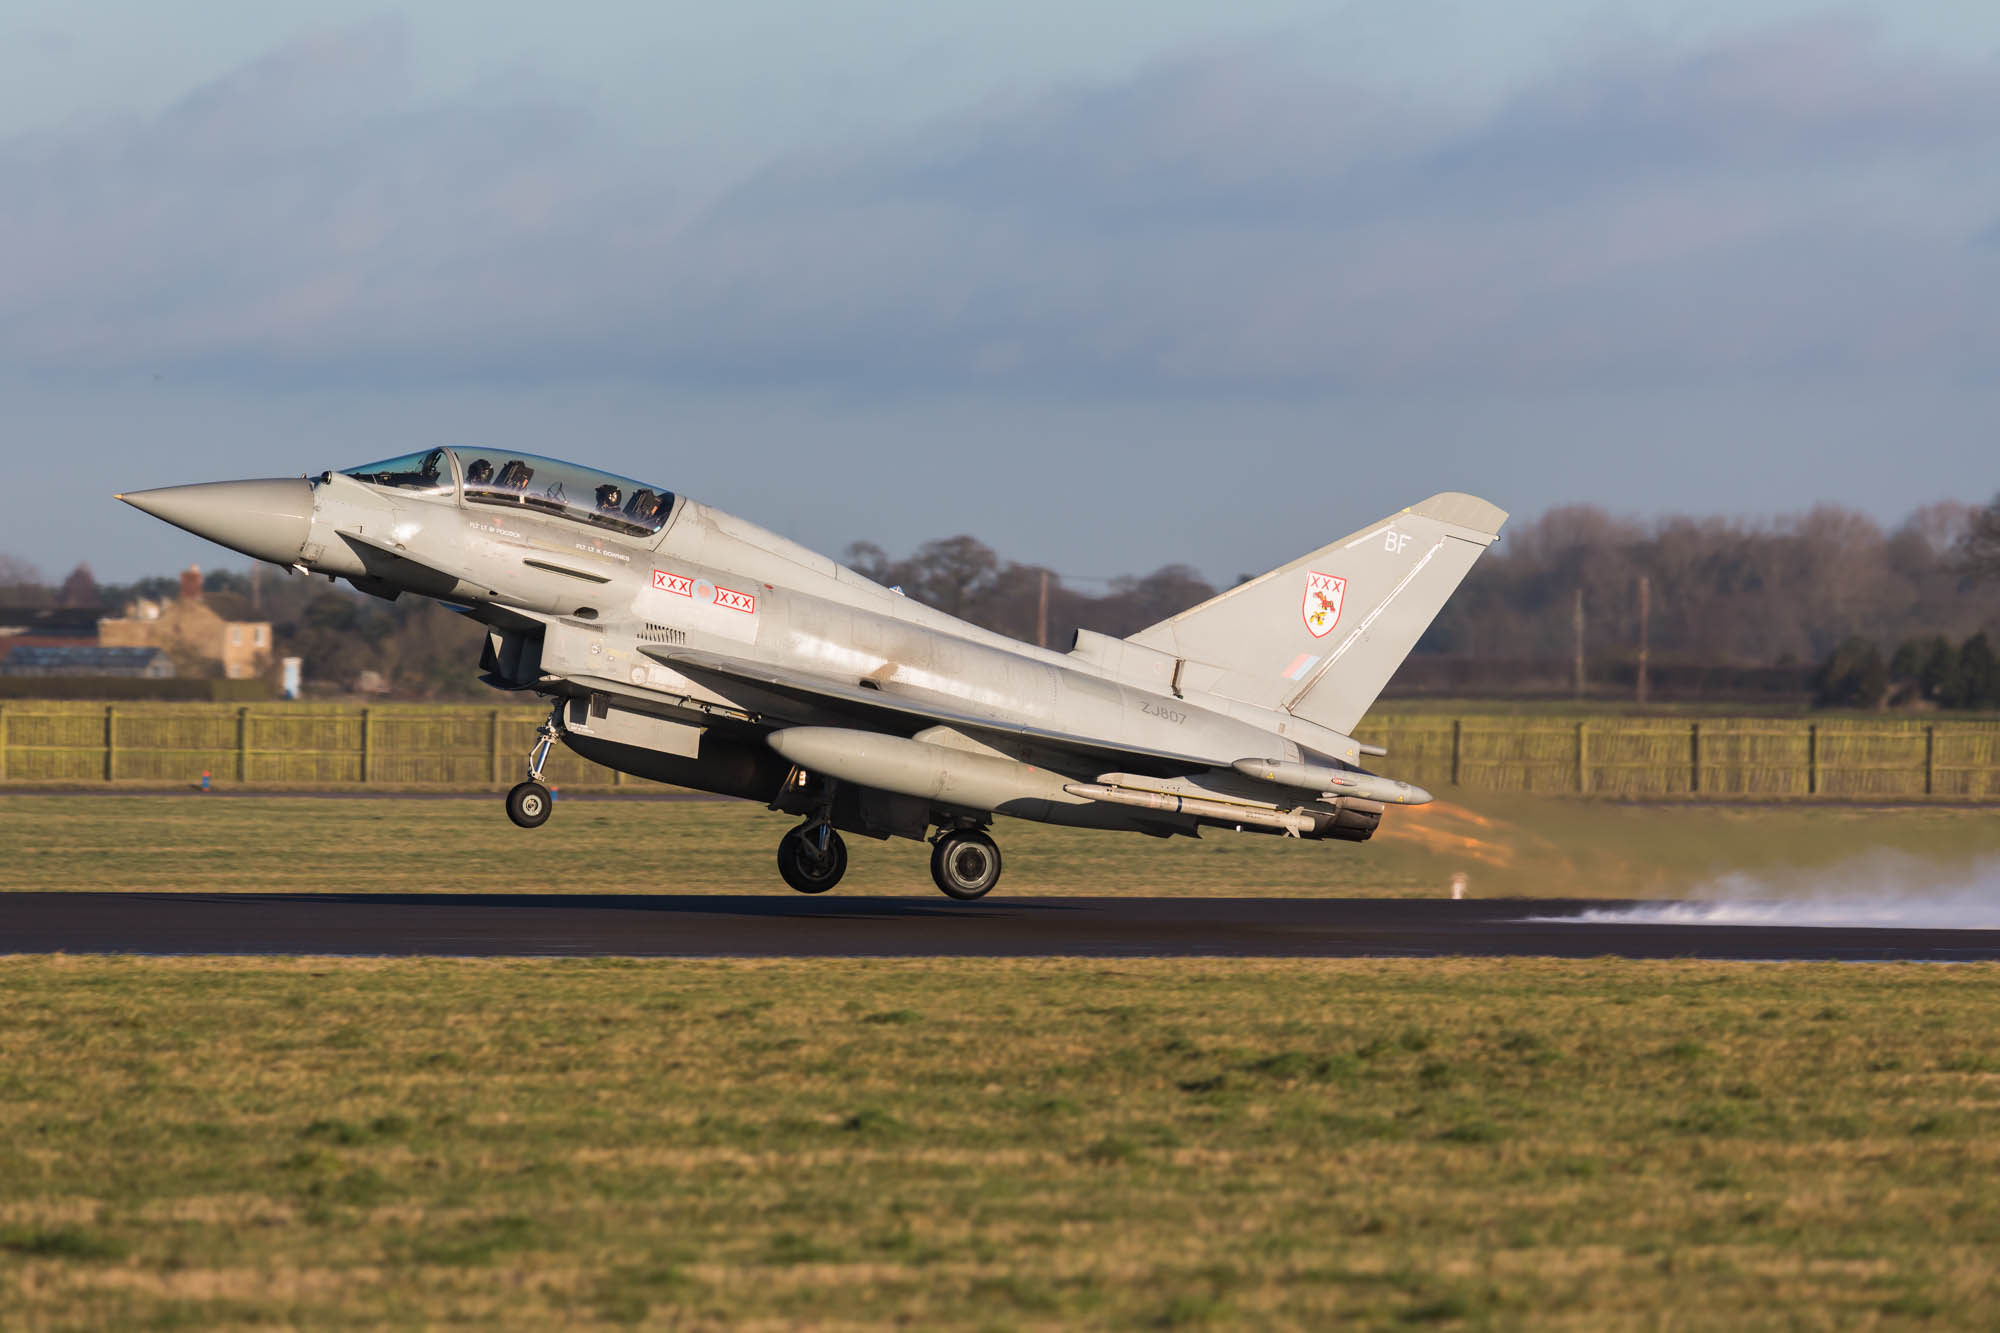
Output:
[
  {"xmin": 459, "ymin": 449, "xmax": 674, "ymax": 537},
  {"xmin": 340, "ymin": 448, "xmax": 675, "ymax": 538},
  {"xmin": 340, "ymin": 449, "xmax": 454, "ymax": 496}
]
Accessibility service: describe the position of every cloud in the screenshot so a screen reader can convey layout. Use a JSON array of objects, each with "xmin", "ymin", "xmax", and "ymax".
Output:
[
  {"xmin": 1, "ymin": 19, "xmax": 638, "ymax": 379},
  {"xmin": 3, "ymin": 16, "xmax": 1998, "ymax": 394}
]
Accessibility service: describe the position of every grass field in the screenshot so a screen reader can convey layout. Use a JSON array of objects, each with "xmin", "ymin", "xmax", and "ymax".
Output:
[
  {"xmin": 3, "ymin": 792, "xmax": 1997, "ymax": 900},
  {"xmin": 3, "ymin": 957, "xmax": 1999, "ymax": 1329},
  {"xmin": 6, "ymin": 798, "xmax": 2000, "ymax": 1328}
]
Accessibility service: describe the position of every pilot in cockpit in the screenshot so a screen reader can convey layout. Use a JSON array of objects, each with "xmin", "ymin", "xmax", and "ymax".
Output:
[
  {"xmin": 595, "ymin": 484, "xmax": 623, "ymax": 514},
  {"xmin": 465, "ymin": 458, "xmax": 494, "ymax": 486}
]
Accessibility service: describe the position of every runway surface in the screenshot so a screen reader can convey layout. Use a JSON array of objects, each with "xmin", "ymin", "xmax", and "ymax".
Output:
[{"xmin": 6, "ymin": 893, "xmax": 2000, "ymax": 960}]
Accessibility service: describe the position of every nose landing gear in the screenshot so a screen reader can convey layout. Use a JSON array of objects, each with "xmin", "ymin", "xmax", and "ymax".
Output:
[
  {"xmin": 506, "ymin": 780, "xmax": 552, "ymax": 828},
  {"xmin": 930, "ymin": 828, "xmax": 1002, "ymax": 900},
  {"xmin": 505, "ymin": 712, "xmax": 561, "ymax": 829}
]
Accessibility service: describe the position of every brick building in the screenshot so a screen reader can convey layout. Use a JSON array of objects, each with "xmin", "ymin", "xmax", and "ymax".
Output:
[{"xmin": 98, "ymin": 566, "xmax": 272, "ymax": 680}]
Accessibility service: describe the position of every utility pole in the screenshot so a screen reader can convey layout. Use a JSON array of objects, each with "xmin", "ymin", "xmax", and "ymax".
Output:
[
  {"xmin": 1037, "ymin": 568, "xmax": 1050, "ymax": 649},
  {"xmin": 1572, "ymin": 587, "xmax": 1586, "ymax": 700},
  {"xmin": 1636, "ymin": 574, "xmax": 1650, "ymax": 706}
]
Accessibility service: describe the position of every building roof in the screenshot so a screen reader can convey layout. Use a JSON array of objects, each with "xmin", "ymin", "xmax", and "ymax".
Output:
[
  {"xmin": 0, "ymin": 644, "xmax": 172, "ymax": 674},
  {"xmin": 0, "ymin": 607, "xmax": 104, "ymax": 636},
  {"xmin": 201, "ymin": 591, "xmax": 262, "ymax": 623}
]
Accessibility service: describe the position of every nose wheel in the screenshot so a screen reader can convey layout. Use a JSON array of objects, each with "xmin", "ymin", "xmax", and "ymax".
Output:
[
  {"xmin": 931, "ymin": 829, "xmax": 1002, "ymax": 900},
  {"xmin": 504, "ymin": 711, "xmax": 561, "ymax": 828},
  {"xmin": 506, "ymin": 780, "xmax": 553, "ymax": 828},
  {"xmin": 779, "ymin": 822, "xmax": 848, "ymax": 894}
]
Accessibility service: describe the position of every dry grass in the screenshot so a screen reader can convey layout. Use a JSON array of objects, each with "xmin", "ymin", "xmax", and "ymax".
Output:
[
  {"xmin": 0, "ymin": 793, "xmax": 1437, "ymax": 897},
  {"xmin": 2, "ymin": 957, "xmax": 1998, "ymax": 1328},
  {"xmin": 3, "ymin": 792, "xmax": 1998, "ymax": 901}
]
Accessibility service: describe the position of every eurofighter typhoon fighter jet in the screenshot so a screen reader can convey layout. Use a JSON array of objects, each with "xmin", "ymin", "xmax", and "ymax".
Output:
[{"xmin": 119, "ymin": 449, "xmax": 1504, "ymax": 899}]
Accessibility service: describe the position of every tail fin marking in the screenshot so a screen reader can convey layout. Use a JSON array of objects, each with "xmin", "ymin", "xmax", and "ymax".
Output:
[
  {"xmin": 1281, "ymin": 532, "xmax": 1447, "ymax": 713},
  {"xmin": 1124, "ymin": 492, "xmax": 1505, "ymax": 736}
]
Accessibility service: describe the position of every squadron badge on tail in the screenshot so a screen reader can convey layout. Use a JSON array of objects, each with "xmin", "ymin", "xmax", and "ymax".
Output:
[{"xmin": 1303, "ymin": 571, "xmax": 1346, "ymax": 638}]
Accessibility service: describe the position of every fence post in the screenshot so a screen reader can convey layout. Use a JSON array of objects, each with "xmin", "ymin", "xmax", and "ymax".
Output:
[
  {"xmin": 1576, "ymin": 722, "xmax": 1589, "ymax": 795},
  {"xmin": 1689, "ymin": 722, "xmax": 1701, "ymax": 795},
  {"xmin": 1924, "ymin": 725, "xmax": 1935, "ymax": 797},
  {"xmin": 236, "ymin": 706, "xmax": 249, "ymax": 784},
  {"xmin": 1807, "ymin": 724, "xmax": 1818, "ymax": 797},
  {"xmin": 104, "ymin": 704, "xmax": 117, "ymax": 782},
  {"xmin": 489, "ymin": 708, "xmax": 502, "ymax": 785},
  {"xmin": 0, "ymin": 702, "xmax": 8, "ymax": 783},
  {"xmin": 1450, "ymin": 719, "xmax": 1462, "ymax": 787},
  {"xmin": 360, "ymin": 707, "xmax": 373, "ymax": 785}
]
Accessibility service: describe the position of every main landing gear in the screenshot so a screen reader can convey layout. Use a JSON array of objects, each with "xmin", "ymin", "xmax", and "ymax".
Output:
[
  {"xmin": 930, "ymin": 828, "xmax": 1003, "ymax": 900},
  {"xmin": 774, "ymin": 772, "xmax": 848, "ymax": 894},
  {"xmin": 773, "ymin": 823, "xmax": 1004, "ymax": 899},
  {"xmin": 505, "ymin": 714, "xmax": 561, "ymax": 829},
  {"xmin": 773, "ymin": 822, "xmax": 1002, "ymax": 899},
  {"xmin": 778, "ymin": 821, "xmax": 848, "ymax": 894}
]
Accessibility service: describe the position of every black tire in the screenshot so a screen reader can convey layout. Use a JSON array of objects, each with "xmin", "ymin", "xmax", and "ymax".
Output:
[
  {"xmin": 778, "ymin": 824, "xmax": 847, "ymax": 894},
  {"xmin": 506, "ymin": 781, "xmax": 553, "ymax": 828},
  {"xmin": 930, "ymin": 830, "xmax": 1002, "ymax": 900}
]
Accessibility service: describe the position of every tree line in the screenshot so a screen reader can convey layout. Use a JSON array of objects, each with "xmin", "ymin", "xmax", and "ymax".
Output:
[
  {"xmin": 1421, "ymin": 499, "xmax": 1996, "ymax": 667},
  {"xmin": 1815, "ymin": 633, "xmax": 2000, "ymax": 711},
  {"xmin": 1420, "ymin": 497, "xmax": 1998, "ymax": 708}
]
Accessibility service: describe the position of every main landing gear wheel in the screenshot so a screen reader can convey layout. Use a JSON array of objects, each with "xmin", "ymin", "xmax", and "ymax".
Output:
[
  {"xmin": 931, "ymin": 829, "xmax": 1002, "ymax": 901},
  {"xmin": 506, "ymin": 781, "xmax": 552, "ymax": 829},
  {"xmin": 778, "ymin": 823, "xmax": 848, "ymax": 894}
]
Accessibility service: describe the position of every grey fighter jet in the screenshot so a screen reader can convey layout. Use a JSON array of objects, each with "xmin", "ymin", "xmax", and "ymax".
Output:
[{"xmin": 119, "ymin": 448, "xmax": 1505, "ymax": 899}]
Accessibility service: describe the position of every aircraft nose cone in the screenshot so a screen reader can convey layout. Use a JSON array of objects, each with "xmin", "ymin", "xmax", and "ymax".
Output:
[{"xmin": 117, "ymin": 478, "xmax": 314, "ymax": 565}]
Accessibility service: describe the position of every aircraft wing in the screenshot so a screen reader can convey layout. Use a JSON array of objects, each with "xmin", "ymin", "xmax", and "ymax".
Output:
[{"xmin": 639, "ymin": 645, "xmax": 1215, "ymax": 774}]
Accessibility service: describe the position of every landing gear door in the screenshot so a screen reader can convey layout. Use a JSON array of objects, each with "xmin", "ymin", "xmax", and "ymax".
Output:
[
  {"xmin": 480, "ymin": 629, "xmax": 543, "ymax": 690},
  {"xmin": 562, "ymin": 695, "xmax": 705, "ymax": 758}
]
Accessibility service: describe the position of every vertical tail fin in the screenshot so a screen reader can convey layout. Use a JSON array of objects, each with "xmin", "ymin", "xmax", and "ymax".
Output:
[{"xmin": 1125, "ymin": 493, "xmax": 1506, "ymax": 735}]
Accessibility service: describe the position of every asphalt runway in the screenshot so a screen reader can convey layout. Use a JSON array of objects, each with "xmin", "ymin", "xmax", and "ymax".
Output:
[{"xmin": 5, "ymin": 893, "xmax": 1999, "ymax": 960}]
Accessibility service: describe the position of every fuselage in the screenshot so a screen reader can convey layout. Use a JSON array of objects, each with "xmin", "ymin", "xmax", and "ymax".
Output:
[
  {"xmin": 121, "ymin": 445, "xmax": 1430, "ymax": 853},
  {"xmin": 296, "ymin": 452, "xmax": 1329, "ymax": 770}
]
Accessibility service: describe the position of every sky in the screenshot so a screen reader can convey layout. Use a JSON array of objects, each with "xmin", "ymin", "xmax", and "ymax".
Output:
[{"xmin": 4, "ymin": 1, "xmax": 1999, "ymax": 585}]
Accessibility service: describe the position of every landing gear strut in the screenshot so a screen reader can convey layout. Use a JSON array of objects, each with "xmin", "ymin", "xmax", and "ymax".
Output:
[
  {"xmin": 505, "ymin": 712, "xmax": 561, "ymax": 829},
  {"xmin": 778, "ymin": 821, "xmax": 848, "ymax": 894},
  {"xmin": 931, "ymin": 828, "xmax": 1002, "ymax": 900},
  {"xmin": 772, "ymin": 769, "xmax": 848, "ymax": 893}
]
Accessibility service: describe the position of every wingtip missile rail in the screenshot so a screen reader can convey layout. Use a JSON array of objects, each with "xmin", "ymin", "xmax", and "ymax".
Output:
[{"xmin": 1230, "ymin": 757, "xmax": 1433, "ymax": 806}]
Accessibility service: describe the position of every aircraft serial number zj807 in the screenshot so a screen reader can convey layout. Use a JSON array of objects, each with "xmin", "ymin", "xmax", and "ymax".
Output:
[{"xmin": 119, "ymin": 449, "xmax": 1505, "ymax": 899}]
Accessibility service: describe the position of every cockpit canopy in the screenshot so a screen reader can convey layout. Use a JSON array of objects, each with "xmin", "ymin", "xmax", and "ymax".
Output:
[
  {"xmin": 341, "ymin": 448, "xmax": 453, "ymax": 496},
  {"xmin": 339, "ymin": 448, "xmax": 675, "ymax": 538}
]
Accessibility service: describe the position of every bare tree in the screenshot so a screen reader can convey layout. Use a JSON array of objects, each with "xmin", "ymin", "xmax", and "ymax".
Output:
[
  {"xmin": 0, "ymin": 555, "xmax": 49, "ymax": 609},
  {"xmin": 1959, "ymin": 493, "xmax": 2000, "ymax": 583},
  {"xmin": 58, "ymin": 563, "xmax": 100, "ymax": 608}
]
